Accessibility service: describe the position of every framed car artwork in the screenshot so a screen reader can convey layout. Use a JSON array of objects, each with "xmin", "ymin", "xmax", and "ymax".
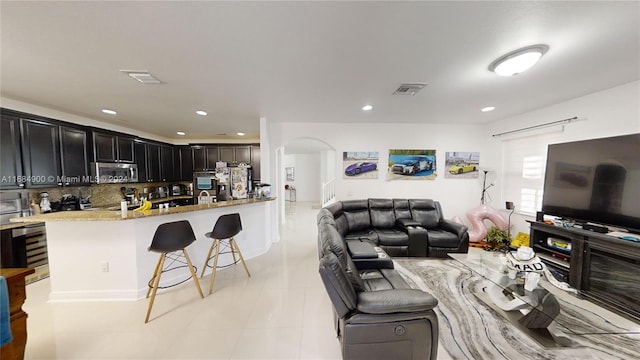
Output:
[
  {"xmin": 388, "ymin": 149, "xmax": 437, "ymax": 180},
  {"xmin": 445, "ymin": 152, "xmax": 480, "ymax": 178},
  {"xmin": 343, "ymin": 151, "xmax": 379, "ymax": 179}
]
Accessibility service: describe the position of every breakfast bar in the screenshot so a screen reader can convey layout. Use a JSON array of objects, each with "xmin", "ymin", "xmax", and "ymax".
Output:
[{"xmin": 11, "ymin": 198, "xmax": 275, "ymax": 301}]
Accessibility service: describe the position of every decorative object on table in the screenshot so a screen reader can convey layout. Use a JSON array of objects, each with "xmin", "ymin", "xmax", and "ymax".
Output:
[
  {"xmin": 506, "ymin": 201, "xmax": 515, "ymax": 240},
  {"xmin": 388, "ymin": 149, "xmax": 437, "ymax": 180},
  {"xmin": 483, "ymin": 226, "xmax": 511, "ymax": 251},
  {"xmin": 445, "ymin": 151, "xmax": 480, "ymax": 178},
  {"xmin": 343, "ymin": 151, "xmax": 379, "ymax": 179},
  {"xmin": 511, "ymin": 232, "xmax": 530, "ymax": 248}
]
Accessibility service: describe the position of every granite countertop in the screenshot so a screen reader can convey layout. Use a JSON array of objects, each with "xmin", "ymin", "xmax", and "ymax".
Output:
[
  {"xmin": 9, "ymin": 197, "xmax": 275, "ymax": 223},
  {"xmin": 0, "ymin": 222, "xmax": 46, "ymax": 231}
]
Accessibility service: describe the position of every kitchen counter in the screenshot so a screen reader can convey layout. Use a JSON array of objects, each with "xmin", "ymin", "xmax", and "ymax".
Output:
[
  {"xmin": 10, "ymin": 197, "xmax": 274, "ymax": 222},
  {"xmin": 17, "ymin": 197, "xmax": 276, "ymax": 302},
  {"xmin": 0, "ymin": 222, "xmax": 45, "ymax": 231}
]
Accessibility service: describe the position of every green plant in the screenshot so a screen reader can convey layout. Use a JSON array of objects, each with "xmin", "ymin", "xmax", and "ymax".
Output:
[{"xmin": 484, "ymin": 227, "xmax": 511, "ymax": 251}]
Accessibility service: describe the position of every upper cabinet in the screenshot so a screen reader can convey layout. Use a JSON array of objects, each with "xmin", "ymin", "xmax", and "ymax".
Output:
[
  {"xmin": 59, "ymin": 126, "xmax": 90, "ymax": 186},
  {"xmin": 250, "ymin": 145, "xmax": 261, "ymax": 182},
  {"xmin": 219, "ymin": 145, "xmax": 251, "ymax": 165},
  {"xmin": 175, "ymin": 146, "xmax": 194, "ymax": 181},
  {"xmin": 0, "ymin": 113, "xmax": 25, "ymax": 189},
  {"xmin": 192, "ymin": 145, "xmax": 219, "ymax": 171},
  {"xmin": 160, "ymin": 145, "xmax": 175, "ymax": 182},
  {"xmin": 92, "ymin": 131, "xmax": 135, "ymax": 163}
]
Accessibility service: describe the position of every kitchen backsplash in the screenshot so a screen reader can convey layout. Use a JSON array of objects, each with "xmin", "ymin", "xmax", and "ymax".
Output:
[{"xmin": 24, "ymin": 181, "xmax": 191, "ymax": 208}]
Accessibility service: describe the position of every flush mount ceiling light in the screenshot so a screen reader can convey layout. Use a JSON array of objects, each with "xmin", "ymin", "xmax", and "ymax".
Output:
[
  {"xmin": 176, "ymin": 131, "xmax": 186, "ymax": 136},
  {"xmin": 196, "ymin": 110, "xmax": 207, "ymax": 116},
  {"xmin": 120, "ymin": 70, "xmax": 162, "ymax": 84},
  {"xmin": 481, "ymin": 106, "xmax": 495, "ymax": 112},
  {"xmin": 362, "ymin": 105, "xmax": 373, "ymax": 111},
  {"xmin": 237, "ymin": 132, "xmax": 245, "ymax": 136},
  {"xmin": 102, "ymin": 109, "xmax": 117, "ymax": 115},
  {"xmin": 488, "ymin": 44, "xmax": 549, "ymax": 76}
]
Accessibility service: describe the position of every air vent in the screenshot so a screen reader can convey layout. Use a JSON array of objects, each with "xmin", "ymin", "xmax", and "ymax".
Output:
[
  {"xmin": 120, "ymin": 70, "xmax": 162, "ymax": 84},
  {"xmin": 393, "ymin": 83, "xmax": 427, "ymax": 96}
]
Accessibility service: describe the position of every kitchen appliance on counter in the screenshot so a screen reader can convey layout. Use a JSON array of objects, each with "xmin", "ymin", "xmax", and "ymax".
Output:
[
  {"xmin": 40, "ymin": 192, "xmax": 51, "ymax": 213},
  {"xmin": 90, "ymin": 162, "xmax": 138, "ymax": 183},
  {"xmin": 120, "ymin": 187, "xmax": 138, "ymax": 204},
  {"xmin": 0, "ymin": 191, "xmax": 29, "ymax": 224},
  {"xmin": 193, "ymin": 172, "xmax": 217, "ymax": 204},
  {"xmin": 171, "ymin": 184, "xmax": 188, "ymax": 196},
  {"xmin": 157, "ymin": 186, "xmax": 169, "ymax": 198},
  {"xmin": 60, "ymin": 194, "xmax": 79, "ymax": 211}
]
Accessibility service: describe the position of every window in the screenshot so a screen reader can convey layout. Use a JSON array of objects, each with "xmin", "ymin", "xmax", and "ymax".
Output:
[{"xmin": 501, "ymin": 131, "xmax": 561, "ymax": 216}]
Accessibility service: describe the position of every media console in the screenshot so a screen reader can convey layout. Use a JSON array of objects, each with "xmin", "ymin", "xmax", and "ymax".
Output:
[{"xmin": 529, "ymin": 221, "xmax": 640, "ymax": 323}]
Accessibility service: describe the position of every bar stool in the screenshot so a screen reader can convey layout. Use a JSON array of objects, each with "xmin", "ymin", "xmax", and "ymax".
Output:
[
  {"xmin": 200, "ymin": 213, "xmax": 251, "ymax": 295},
  {"xmin": 145, "ymin": 220, "xmax": 204, "ymax": 323}
]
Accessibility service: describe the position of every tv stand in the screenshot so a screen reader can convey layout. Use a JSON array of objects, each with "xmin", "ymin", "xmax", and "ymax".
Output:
[{"xmin": 528, "ymin": 220, "xmax": 640, "ymax": 323}]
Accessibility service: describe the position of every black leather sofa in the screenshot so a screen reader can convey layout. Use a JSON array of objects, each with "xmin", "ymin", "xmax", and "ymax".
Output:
[
  {"xmin": 318, "ymin": 220, "xmax": 439, "ymax": 359},
  {"xmin": 318, "ymin": 198, "xmax": 469, "ymax": 258}
]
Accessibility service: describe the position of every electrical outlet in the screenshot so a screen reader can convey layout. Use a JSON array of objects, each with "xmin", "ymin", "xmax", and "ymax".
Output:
[{"xmin": 101, "ymin": 261, "xmax": 109, "ymax": 272}]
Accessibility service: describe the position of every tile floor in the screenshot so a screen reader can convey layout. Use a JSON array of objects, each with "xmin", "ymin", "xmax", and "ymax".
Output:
[{"xmin": 24, "ymin": 201, "xmax": 342, "ymax": 359}]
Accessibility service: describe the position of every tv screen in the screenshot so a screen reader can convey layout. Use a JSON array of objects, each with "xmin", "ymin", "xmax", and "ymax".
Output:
[{"xmin": 542, "ymin": 133, "xmax": 640, "ymax": 233}]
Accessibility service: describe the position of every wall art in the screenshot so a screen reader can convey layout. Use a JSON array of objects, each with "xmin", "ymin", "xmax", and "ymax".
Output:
[
  {"xmin": 445, "ymin": 152, "xmax": 480, "ymax": 178},
  {"xmin": 343, "ymin": 151, "xmax": 379, "ymax": 179},
  {"xmin": 388, "ymin": 149, "xmax": 436, "ymax": 180}
]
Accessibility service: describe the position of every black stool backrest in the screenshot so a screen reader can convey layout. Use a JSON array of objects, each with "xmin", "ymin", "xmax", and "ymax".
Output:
[
  {"xmin": 149, "ymin": 220, "xmax": 197, "ymax": 253},
  {"xmin": 210, "ymin": 213, "xmax": 242, "ymax": 239}
]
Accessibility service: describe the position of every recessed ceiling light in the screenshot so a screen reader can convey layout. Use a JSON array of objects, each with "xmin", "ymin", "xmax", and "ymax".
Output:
[
  {"xmin": 237, "ymin": 132, "xmax": 245, "ymax": 136},
  {"xmin": 102, "ymin": 109, "xmax": 117, "ymax": 115},
  {"xmin": 362, "ymin": 105, "xmax": 373, "ymax": 111},
  {"xmin": 196, "ymin": 110, "xmax": 207, "ymax": 116},
  {"xmin": 176, "ymin": 131, "xmax": 186, "ymax": 136},
  {"xmin": 489, "ymin": 44, "xmax": 549, "ymax": 76},
  {"xmin": 481, "ymin": 106, "xmax": 495, "ymax": 112}
]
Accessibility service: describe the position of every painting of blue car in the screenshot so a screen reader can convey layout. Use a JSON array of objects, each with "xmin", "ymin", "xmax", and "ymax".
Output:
[{"xmin": 344, "ymin": 162, "xmax": 377, "ymax": 176}]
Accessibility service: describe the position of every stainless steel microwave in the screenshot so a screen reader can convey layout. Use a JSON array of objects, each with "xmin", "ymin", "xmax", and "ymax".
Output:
[{"xmin": 90, "ymin": 162, "xmax": 138, "ymax": 183}]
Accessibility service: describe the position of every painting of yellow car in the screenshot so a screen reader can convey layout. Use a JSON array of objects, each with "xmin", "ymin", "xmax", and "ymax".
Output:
[{"xmin": 449, "ymin": 163, "xmax": 476, "ymax": 174}]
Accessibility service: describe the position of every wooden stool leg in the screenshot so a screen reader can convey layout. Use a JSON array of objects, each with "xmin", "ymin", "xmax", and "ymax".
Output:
[
  {"xmin": 147, "ymin": 255, "xmax": 164, "ymax": 298},
  {"xmin": 200, "ymin": 241, "xmax": 216, "ymax": 278},
  {"xmin": 183, "ymin": 249, "xmax": 204, "ymax": 298},
  {"xmin": 230, "ymin": 238, "xmax": 251, "ymax": 278},
  {"xmin": 230, "ymin": 237, "xmax": 238, "ymax": 263},
  {"xmin": 145, "ymin": 254, "xmax": 166, "ymax": 323},
  {"xmin": 208, "ymin": 239, "xmax": 221, "ymax": 295}
]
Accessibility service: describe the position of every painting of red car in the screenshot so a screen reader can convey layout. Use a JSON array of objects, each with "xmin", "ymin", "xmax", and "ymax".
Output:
[{"xmin": 344, "ymin": 162, "xmax": 377, "ymax": 176}]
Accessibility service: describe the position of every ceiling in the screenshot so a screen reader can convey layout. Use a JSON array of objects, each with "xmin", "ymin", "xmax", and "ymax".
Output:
[{"xmin": 1, "ymin": 1, "xmax": 638, "ymax": 142}]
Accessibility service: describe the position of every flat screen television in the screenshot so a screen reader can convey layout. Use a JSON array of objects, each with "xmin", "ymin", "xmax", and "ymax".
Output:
[{"xmin": 542, "ymin": 133, "xmax": 640, "ymax": 233}]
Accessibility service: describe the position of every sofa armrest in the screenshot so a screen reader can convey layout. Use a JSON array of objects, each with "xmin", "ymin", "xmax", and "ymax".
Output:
[
  {"xmin": 347, "ymin": 240, "xmax": 379, "ymax": 259},
  {"xmin": 439, "ymin": 219, "xmax": 468, "ymax": 238},
  {"xmin": 356, "ymin": 289, "xmax": 438, "ymax": 314},
  {"xmin": 396, "ymin": 218, "xmax": 422, "ymax": 229}
]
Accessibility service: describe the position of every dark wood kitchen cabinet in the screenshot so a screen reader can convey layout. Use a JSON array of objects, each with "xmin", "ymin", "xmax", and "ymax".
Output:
[
  {"xmin": 92, "ymin": 131, "xmax": 135, "ymax": 163},
  {"xmin": 219, "ymin": 145, "xmax": 251, "ymax": 165},
  {"xmin": 175, "ymin": 146, "xmax": 193, "ymax": 181},
  {"xmin": 160, "ymin": 145, "xmax": 175, "ymax": 181},
  {"xmin": 134, "ymin": 141, "xmax": 148, "ymax": 182},
  {"xmin": 192, "ymin": 145, "xmax": 219, "ymax": 171},
  {"xmin": 146, "ymin": 143, "xmax": 161, "ymax": 182},
  {"xmin": 0, "ymin": 114, "xmax": 24, "ymax": 189},
  {"xmin": 250, "ymin": 145, "xmax": 261, "ymax": 181},
  {"xmin": 59, "ymin": 126, "xmax": 91, "ymax": 185},
  {"xmin": 20, "ymin": 118, "xmax": 62, "ymax": 188}
]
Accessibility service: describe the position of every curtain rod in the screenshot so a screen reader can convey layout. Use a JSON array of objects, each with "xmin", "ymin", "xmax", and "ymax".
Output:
[{"xmin": 492, "ymin": 116, "xmax": 578, "ymax": 137}]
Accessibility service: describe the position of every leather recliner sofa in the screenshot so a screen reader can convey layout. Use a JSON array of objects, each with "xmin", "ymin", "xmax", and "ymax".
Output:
[
  {"xmin": 318, "ymin": 220, "xmax": 439, "ymax": 359},
  {"xmin": 318, "ymin": 198, "xmax": 469, "ymax": 258}
]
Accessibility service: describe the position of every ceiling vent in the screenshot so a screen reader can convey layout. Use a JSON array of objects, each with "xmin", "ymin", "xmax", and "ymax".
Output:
[
  {"xmin": 120, "ymin": 70, "xmax": 162, "ymax": 84},
  {"xmin": 393, "ymin": 83, "xmax": 427, "ymax": 96}
]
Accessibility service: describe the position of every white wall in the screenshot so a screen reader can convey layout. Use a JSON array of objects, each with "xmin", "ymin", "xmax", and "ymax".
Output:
[
  {"xmin": 269, "ymin": 122, "xmax": 491, "ymax": 221},
  {"xmin": 284, "ymin": 153, "xmax": 321, "ymax": 202},
  {"xmin": 485, "ymin": 80, "xmax": 640, "ymax": 236},
  {"xmin": 267, "ymin": 81, "xmax": 639, "ymax": 234}
]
